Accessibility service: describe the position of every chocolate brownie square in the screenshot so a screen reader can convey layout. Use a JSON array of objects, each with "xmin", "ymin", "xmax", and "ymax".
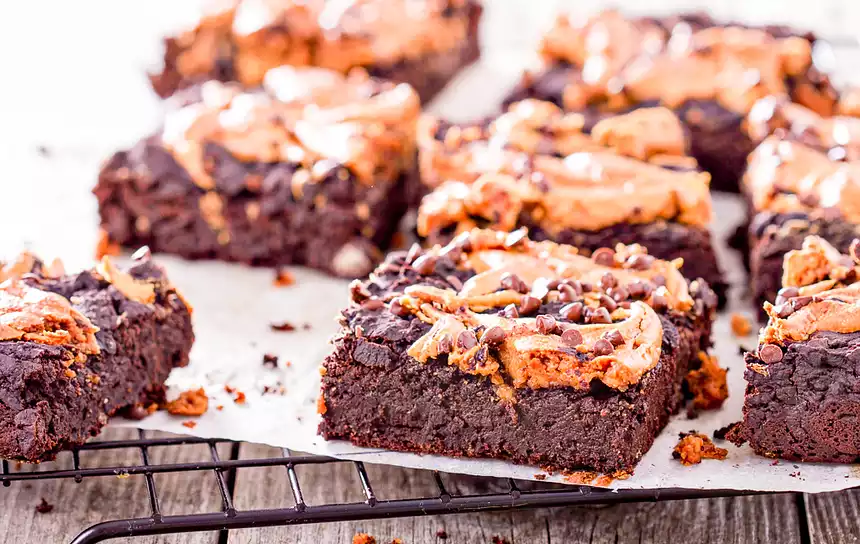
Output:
[
  {"xmin": 319, "ymin": 228, "xmax": 718, "ymax": 474},
  {"xmin": 504, "ymin": 10, "xmax": 838, "ymax": 193},
  {"xmin": 0, "ymin": 249, "xmax": 193, "ymax": 461},
  {"xmin": 96, "ymin": 66, "xmax": 419, "ymax": 278},
  {"xmin": 150, "ymin": 0, "xmax": 482, "ymax": 104},
  {"xmin": 742, "ymin": 237, "xmax": 860, "ymax": 462},
  {"xmin": 417, "ymin": 99, "xmax": 727, "ymax": 303},
  {"xmin": 743, "ymin": 96, "xmax": 860, "ymax": 314}
]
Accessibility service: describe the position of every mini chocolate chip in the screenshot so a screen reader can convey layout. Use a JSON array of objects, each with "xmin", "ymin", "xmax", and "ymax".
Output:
[
  {"xmin": 652, "ymin": 274, "xmax": 667, "ymax": 287},
  {"xmin": 778, "ymin": 286, "xmax": 800, "ymax": 299},
  {"xmin": 628, "ymin": 280, "xmax": 651, "ymax": 299},
  {"xmin": 519, "ymin": 295, "xmax": 541, "ymax": 315},
  {"xmin": 759, "ymin": 344, "xmax": 784, "ymax": 363},
  {"xmin": 546, "ymin": 279, "xmax": 562, "ymax": 290},
  {"xmin": 482, "ymin": 326, "xmax": 506, "ymax": 345},
  {"xmin": 598, "ymin": 294, "xmax": 618, "ymax": 312},
  {"xmin": 791, "ymin": 296, "xmax": 813, "ymax": 310},
  {"xmin": 565, "ymin": 280, "xmax": 584, "ymax": 295},
  {"xmin": 437, "ymin": 334, "xmax": 453, "ymax": 354},
  {"xmin": 592, "ymin": 248, "xmax": 616, "ymax": 267},
  {"xmin": 560, "ymin": 302, "xmax": 584, "ymax": 322},
  {"xmin": 608, "ymin": 286, "xmax": 629, "ymax": 302},
  {"xmin": 650, "ymin": 293, "xmax": 668, "ymax": 312},
  {"xmin": 361, "ymin": 298, "xmax": 384, "ymax": 311},
  {"xmin": 457, "ymin": 330, "xmax": 478, "ymax": 350},
  {"xmin": 851, "ymin": 239, "xmax": 860, "ymax": 264},
  {"xmin": 586, "ymin": 307, "xmax": 612, "ymax": 324},
  {"xmin": 502, "ymin": 303, "xmax": 520, "ymax": 319},
  {"xmin": 473, "ymin": 345, "xmax": 489, "ymax": 368},
  {"xmin": 412, "ymin": 254, "xmax": 437, "ymax": 275},
  {"xmin": 389, "ymin": 298, "xmax": 410, "ymax": 317},
  {"xmin": 504, "ymin": 229, "xmax": 528, "ymax": 248},
  {"xmin": 561, "ymin": 328, "xmax": 583, "ymax": 347},
  {"xmin": 446, "ymin": 275, "xmax": 464, "ymax": 291},
  {"xmin": 598, "ymin": 272, "xmax": 617, "ymax": 290},
  {"xmin": 592, "ymin": 339, "xmax": 614, "ymax": 356},
  {"xmin": 603, "ymin": 330, "xmax": 625, "ymax": 347},
  {"xmin": 579, "ymin": 282, "xmax": 594, "ymax": 292},
  {"xmin": 773, "ymin": 303, "xmax": 793, "ymax": 319},
  {"xmin": 501, "ymin": 273, "xmax": 529, "ymax": 294},
  {"xmin": 626, "ymin": 254, "xmax": 655, "ymax": 270},
  {"xmin": 559, "ymin": 284, "xmax": 579, "ymax": 302},
  {"xmin": 535, "ymin": 315, "xmax": 557, "ymax": 335},
  {"xmin": 405, "ymin": 243, "xmax": 422, "ymax": 263}
]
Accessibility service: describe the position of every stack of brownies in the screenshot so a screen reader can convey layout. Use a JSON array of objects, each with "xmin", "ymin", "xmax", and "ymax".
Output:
[{"xmin": 6, "ymin": 4, "xmax": 860, "ymax": 473}]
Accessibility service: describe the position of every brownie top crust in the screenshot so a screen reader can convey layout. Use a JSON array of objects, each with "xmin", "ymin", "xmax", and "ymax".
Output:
[
  {"xmin": 759, "ymin": 236, "xmax": 860, "ymax": 348},
  {"xmin": 743, "ymin": 97, "xmax": 860, "ymax": 221},
  {"xmin": 167, "ymin": 0, "xmax": 476, "ymax": 88},
  {"xmin": 536, "ymin": 9, "xmax": 836, "ymax": 116},
  {"xmin": 417, "ymin": 99, "xmax": 711, "ymax": 235},
  {"xmin": 162, "ymin": 66, "xmax": 419, "ymax": 190},
  {"xmin": 351, "ymin": 228, "xmax": 716, "ymax": 394}
]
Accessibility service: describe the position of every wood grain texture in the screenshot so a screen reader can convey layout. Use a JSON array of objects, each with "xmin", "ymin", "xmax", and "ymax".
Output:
[{"xmin": 807, "ymin": 490, "xmax": 860, "ymax": 544}]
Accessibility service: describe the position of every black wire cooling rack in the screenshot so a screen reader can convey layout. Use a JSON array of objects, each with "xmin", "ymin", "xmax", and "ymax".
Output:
[{"xmin": 0, "ymin": 429, "xmax": 767, "ymax": 544}]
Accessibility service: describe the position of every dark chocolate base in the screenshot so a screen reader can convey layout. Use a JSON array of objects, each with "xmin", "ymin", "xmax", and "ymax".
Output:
[
  {"xmin": 743, "ymin": 331, "xmax": 860, "ymax": 462},
  {"xmin": 0, "ymin": 261, "xmax": 193, "ymax": 462},
  {"xmin": 95, "ymin": 139, "xmax": 411, "ymax": 278}
]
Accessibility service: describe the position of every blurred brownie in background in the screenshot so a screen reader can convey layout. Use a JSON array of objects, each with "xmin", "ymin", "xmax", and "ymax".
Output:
[
  {"xmin": 416, "ymin": 99, "xmax": 727, "ymax": 303},
  {"xmin": 96, "ymin": 66, "xmax": 419, "ymax": 278},
  {"xmin": 150, "ymin": 0, "xmax": 482, "ymax": 104},
  {"xmin": 505, "ymin": 10, "xmax": 838, "ymax": 193},
  {"xmin": 743, "ymin": 95, "xmax": 860, "ymax": 313}
]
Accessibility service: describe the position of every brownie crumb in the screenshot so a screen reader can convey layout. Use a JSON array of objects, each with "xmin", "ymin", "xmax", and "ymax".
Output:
[
  {"xmin": 724, "ymin": 422, "xmax": 748, "ymax": 447},
  {"xmin": 563, "ymin": 470, "xmax": 598, "ymax": 484},
  {"xmin": 35, "ymin": 498, "xmax": 54, "ymax": 514},
  {"xmin": 273, "ymin": 268, "xmax": 295, "ymax": 287},
  {"xmin": 36, "ymin": 145, "xmax": 51, "ymax": 157},
  {"xmin": 713, "ymin": 422, "xmax": 741, "ymax": 441},
  {"xmin": 262, "ymin": 383, "xmax": 286, "ymax": 395},
  {"xmin": 353, "ymin": 534, "xmax": 376, "ymax": 544},
  {"xmin": 234, "ymin": 391, "xmax": 246, "ymax": 404},
  {"xmin": 270, "ymin": 321, "xmax": 297, "ymax": 332},
  {"xmin": 492, "ymin": 537, "xmax": 511, "ymax": 544},
  {"xmin": 686, "ymin": 352, "xmax": 729, "ymax": 410},
  {"xmin": 730, "ymin": 313, "xmax": 752, "ymax": 336},
  {"xmin": 262, "ymin": 353, "xmax": 279, "ymax": 368},
  {"xmin": 95, "ymin": 229, "xmax": 121, "ymax": 260},
  {"xmin": 124, "ymin": 402, "xmax": 158, "ymax": 421},
  {"xmin": 182, "ymin": 420, "xmax": 197, "ymax": 429},
  {"xmin": 593, "ymin": 474, "xmax": 614, "ymax": 487},
  {"xmin": 436, "ymin": 529, "xmax": 448, "ymax": 539},
  {"xmin": 216, "ymin": 405, "xmax": 224, "ymax": 411},
  {"xmin": 533, "ymin": 474, "xmax": 547, "ymax": 481},
  {"xmin": 673, "ymin": 432, "xmax": 728, "ymax": 465},
  {"xmin": 166, "ymin": 388, "xmax": 209, "ymax": 416}
]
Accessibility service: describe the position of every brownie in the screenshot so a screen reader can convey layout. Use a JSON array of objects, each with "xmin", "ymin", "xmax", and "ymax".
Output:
[
  {"xmin": 150, "ymin": 0, "xmax": 482, "ymax": 104},
  {"xmin": 95, "ymin": 67, "xmax": 419, "ymax": 278},
  {"xmin": 0, "ymin": 249, "xmax": 193, "ymax": 462},
  {"xmin": 504, "ymin": 10, "xmax": 839, "ymax": 193},
  {"xmin": 417, "ymin": 99, "xmax": 728, "ymax": 303},
  {"xmin": 319, "ymin": 228, "xmax": 718, "ymax": 474},
  {"xmin": 743, "ymin": 96, "xmax": 860, "ymax": 315},
  {"xmin": 742, "ymin": 237, "xmax": 860, "ymax": 462}
]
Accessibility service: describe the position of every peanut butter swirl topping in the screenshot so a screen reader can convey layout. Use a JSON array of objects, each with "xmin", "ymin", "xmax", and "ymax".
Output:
[
  {"xmin": 761, "ymin": 236, "xmax": 860, "ymax": 345},
  {"xmin": 169, "ymin": 0, "xmax": 474, "ymax": 88},
  {"xmin": 162, "ymin": 66, "xmax": 419, "ymax": 190},
  {"xmin": 538, "ymin": 10, "xmax": 834, "ymax": 115},
  {"xmin": 743, "ymin": 98, "xmax": 860, "ymax": 222},
  {"xmin": 356, "ymin": 229, "xmax": 701, "ymax": 393},
  {"xmin": 417, "ymin": 100, "xmax": 711, "ymax": 235}
]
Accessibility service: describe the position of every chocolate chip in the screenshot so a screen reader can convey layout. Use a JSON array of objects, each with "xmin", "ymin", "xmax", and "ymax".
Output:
[
  {"xmin": 501, "ymin": 273, "xmax": 529, "ymax": 293},
  {"xmin": 361, "ymin": 298, "xmax": 384, "ymax": 311},
  {"xmin": 437, "ymin": 334, "xmax": 453, "ymax": 354},
  {"xmin": 519, "ymin": 295, "xmax": 541, "ymax": 315},
  {"xmin": 546, "ymin": 279, "xmax": 562, "ymax": 290},
  {"xmin": 598, "ymin": 294, "xmax": 618, "ymax": 312},
  {"xmin": 473, "ymin": 345, "xmax": 490, "ymax": 369},
  {"xmin": 773, "ymin": 303, "xmax": 793, "ymax": 319},
  {"xmin": 652, "ymin": 274, "xmax": 667, "ymax": 287},
  {"xmin": 759, "ymin": 344, "xmax": 784, "ymax": 363},
  {"xmin": 559, "ymin": 284, "xmax": 579, "ymax": 302},
  {"xmin": 776, "ymin": 286, "xmax": 799, "ymax": 305},
  {"xmin": 412, "ymin": 254, "xmax": 437, "ymax": 275},
  {"xmin": 592, "ymin": 339, "xmax": 614, "ymax": 356},
  {"xmin": 457, "ymin": 330, "xmax": 478, "ymax": 350},
  {"xmin": 580, "ymin": 282, "xmax": 594, "ymax": 293},
  {"xmin": 535, "ymin": 315, "xmax": 557, "ymax": 335},
  {"xmin": 565, "ymin": 280, "xmax": 584, "ymax": 295},
  {"xmin": 504, "ymin": 229, "xmax": 528, "ymax": 248},
  {"xmin": 482, "ymin": 326, "xmax": 506, "ymax": 345},
  {"xmin": 586, "ymin": 307, "xmax": 612, "ymax": 324},
  {"xmin": 125, "ymin": 404, "xmax": 151, "ymax": 421},
  {"xmin": 791, "ymin": 296, "xmax": 813, "ymax": 310},
  {"xmin": 561, "ymin": 328, "xmax": 583, "ymax": 347},
  {"xmin": 608, "ymin": 286, "xmax": 629, "ymax": 302},
  {"xmin": 598, "ymin": 272, "xmax": 617, "ymax": 290},
  {"xmin": 502, "ymin": 304, "xmax": 519, "ymax": 319},
  {"xmin": 603, "ymin": 330, "xmax": 625, "ymax": 347},
  {"xmin": 560, "ymin": 302, "xmax": 583, "ymax": 322},
  {"xmin": 389, "ymin": 298, "xmax": 410, "ymax": 317},
  {"xmin": 626, "ymin": 254, "xmax": 655, "ymax": 270},
  {"xmin": 446, "ymin": 275, "xmax": 464, "ymax": 291},
  {"xmin": 592, "ymin": 247, "xmax": 616, "ymax": 267},
  {"xmin": 650, "ymin": 293, "xmax": 668, "ymax": 312},
  {"xmin": 851, "ymin": 239, "xmax": 860, "ymax": 264}
]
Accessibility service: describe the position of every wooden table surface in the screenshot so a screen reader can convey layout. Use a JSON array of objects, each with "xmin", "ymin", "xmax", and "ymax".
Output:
[{"xmin": 2, "ymin": 0, "xmax": 860, "ymax": 542}]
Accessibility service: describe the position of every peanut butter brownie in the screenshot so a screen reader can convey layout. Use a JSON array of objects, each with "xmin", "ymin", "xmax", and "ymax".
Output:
[
  {"xmin": 150, "ymin": 0, "xmax": 482, "ymax": 104},
  {"xmin": 0, "ymin": 249, "xmax": 193, "ymax": 461},
  {"xmin": 505, "ymin": 10, "xmax": 838, "ymax": 193},
  {"xmin": 96, "ymin": 66, "xmax": 419, "ymax": 278},
  {"xmin": 743, "ymin": 96, "xmax": 860, "ymax": 313},
  {"xmin": 417, "ymin": 99, "xmax": 727, "ymax": 302},
  {"xmin": 319, "ymin": 228, "xmax": 717, "ymax": 474},
  {"xmin": 742, "ymin": 237, "xmax": 860, "ymax": 462}
]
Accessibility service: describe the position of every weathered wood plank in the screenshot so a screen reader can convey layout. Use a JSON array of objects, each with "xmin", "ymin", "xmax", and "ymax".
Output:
[{"xmin": 806, "ymin": 490, "xmax": 860, "ymax": 544}]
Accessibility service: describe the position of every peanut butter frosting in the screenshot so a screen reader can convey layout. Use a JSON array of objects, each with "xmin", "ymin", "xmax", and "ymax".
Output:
[
  {"xmin": 537, "ymin": 10, "xmax": 835, "ymax": 116},
  {"xmin": 161, "ymin": 66, "xmax": 419, "ymax": 191},
  {"xmin": 743, "ymin": 97, "xmax": 860, "ymax": 222},
  {"xmin": 356, "ymin": 228, "xmax": 702, "ymax": 393},
  {"xmin": 170, "ymin": 0, "xmax": 474, "ymax": 88},
  {"xmin": 760, "ymin": 236, "xmax": 860, "ymax": 345},
  {"xmin": 417, "ymin": 100, "xmax": 711, "ymax": 235}
]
